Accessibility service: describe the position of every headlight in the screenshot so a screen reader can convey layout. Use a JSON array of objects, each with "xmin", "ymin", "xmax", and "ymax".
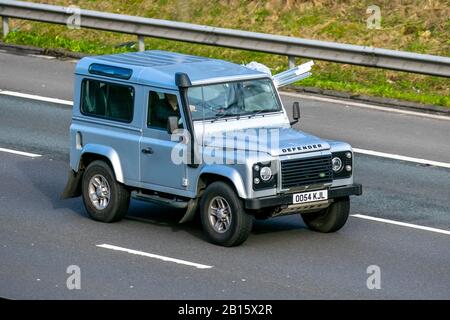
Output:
[
  {"xmin": 332, "ymin": 157, "xmax": 343, "ymax": 172},
  {"xmin": 331, "ymin": 151, "xmax": 353, "ymax": 179},
  {"xmin": 253, "ymin": 162, "xmax": 277, "ymax": 190},
  {"xmin": 260, "ymin": 166, "xmax": 272, "ymax": 181}
]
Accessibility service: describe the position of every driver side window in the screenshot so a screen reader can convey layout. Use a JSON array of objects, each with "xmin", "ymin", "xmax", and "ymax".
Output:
[{"xmin": 147, "ymin": 91, "xmax": 183, "ymax": 130}]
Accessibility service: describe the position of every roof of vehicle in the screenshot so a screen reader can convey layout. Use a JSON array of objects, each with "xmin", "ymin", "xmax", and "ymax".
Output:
[{"xmin": 75, "ymin": 50, "xmax": 269, "ymax": 89}]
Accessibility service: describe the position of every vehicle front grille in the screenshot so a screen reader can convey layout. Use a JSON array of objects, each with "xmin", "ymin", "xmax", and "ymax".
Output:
[{"xmin": 281, "ymin": 155, "xmax": 332, "ymax": 189}]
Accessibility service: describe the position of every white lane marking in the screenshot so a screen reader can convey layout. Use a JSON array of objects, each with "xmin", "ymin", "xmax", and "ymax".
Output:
[
  {"xmin": 0, "ymin": 147, "xmax": 42, "ymax": 158},
  {"xmin": 353, "ymin": 148, "xmax": 450, "ymax": 169},
  {"xmin": 27, "ymin": 54, "xmax": 56, "ymax": 60},
  {"xmin": 96, "ymin": 244, "xmax": 213, "ymax": 269},
  {"xmin": 351, "ymin": 214, "xmax": 450, "ymax": 236},
  {"xmin": 1, "ymin": 89, "xmax": 447, "ymax": 121},
  {"xmin": 281, "ymin": 92, "xmax": 450, "ymax": 121},
  {"xmin": 0, "ymin": 90, "xmax": 72, "ymax": 106},
  {"xmin": 1, "ymin": 90, "xmax": 448, "ymax": 168}
]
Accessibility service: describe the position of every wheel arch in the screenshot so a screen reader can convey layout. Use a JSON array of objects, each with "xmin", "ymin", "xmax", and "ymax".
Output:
[
  {"xmin": 77, "ymin": 144, "xmax": 124, "ymax": 183},
  {"xmin": 62, "ymin": 145, "xmax": 124, "ymax": 199},
  {"xmin": 196, "ymin": 166, "xmax": 247, "ymax": 199}
]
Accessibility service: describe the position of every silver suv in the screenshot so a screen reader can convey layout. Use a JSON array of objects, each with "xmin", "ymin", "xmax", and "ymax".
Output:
[{"xmin": 63, "ymin": 50, "xmax": 362, "ymax": 246}]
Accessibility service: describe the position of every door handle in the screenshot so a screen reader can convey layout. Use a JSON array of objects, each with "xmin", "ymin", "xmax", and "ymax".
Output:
[{"xmin": 141, "ymin": 147, "xmax": 154, "ymax": 154}]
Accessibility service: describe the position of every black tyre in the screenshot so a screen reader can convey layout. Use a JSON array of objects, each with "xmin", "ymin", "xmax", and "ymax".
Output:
[
  {"xmin": 81, "ymin": 160, "xmax": 130, "ymax": 223},
  {"xmin": 199, "ymin": 181, "xmax": 253, "ymax": 247},
  {"xmin": 301, "ymin": 197, "xmax": 350, "ymax": 233}
]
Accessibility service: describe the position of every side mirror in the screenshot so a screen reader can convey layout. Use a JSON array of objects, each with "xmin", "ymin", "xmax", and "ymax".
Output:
[
  {"xmin": 167, "ymin": 116, "xmax": 179, "ymax": 134},
  {"xmin": 290, "ymin": 102, "xmax": 300, "ymax": 125}
]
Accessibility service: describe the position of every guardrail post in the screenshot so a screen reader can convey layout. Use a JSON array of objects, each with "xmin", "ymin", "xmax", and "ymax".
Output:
[
  {"xmin": 2, "ymin": 16, "xmax": 9, "ymax": 38},
  {"xmin": 138, "ymin": 35, "xmax": 145, "ymax": 52},
  {"xmin": 288, "ymin": 55, "xmax": 295, "ymax": 69}
]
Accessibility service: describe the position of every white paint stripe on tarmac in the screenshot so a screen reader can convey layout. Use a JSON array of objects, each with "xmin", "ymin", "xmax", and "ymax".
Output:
[
  {"xmin": 2, "ymin": 89, "xmax": 447, "ymax": 121},
  {"xmin": 1, "ymin": 90, "xmax": 449, "ymax": 168},
  {"xmin": 96, "ymin": 244, "xmax": 213, "ymax": 269},
  {"xmin": 0, "ymin": 147, "xmax": 42, "ymax": 158},
  {"xmin": 0, "ymin": 90, "xmax": 72, "ymax": 106},
  {"xmin": 281, "ymin": 92, "xmax": 450, "ymax": 121},
  {"xmin": 351, "ymin": 214, "xmax": 450, "ymax": 235},
  {"xmin": 27, "ymin": 54, "xmax": 56, "ymax": 60},
  {"xmin": 353, "ymin": 148, "xmax": 450, "ymax": 169}
]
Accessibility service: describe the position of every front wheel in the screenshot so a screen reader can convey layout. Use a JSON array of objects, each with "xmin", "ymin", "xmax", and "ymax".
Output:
[
  {"xmin": 199, "ymin": 182, "xmax": 253, "ymax": 247},
  {"xmin": 301, "ymin": 197, "xmax": 350, "ymax": 233}
]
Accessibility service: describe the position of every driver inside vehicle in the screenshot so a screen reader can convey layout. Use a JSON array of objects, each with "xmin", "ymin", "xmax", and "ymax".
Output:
[{"xmin": 149, "ymin": 92, "xmax": 183, "ymax": 129}]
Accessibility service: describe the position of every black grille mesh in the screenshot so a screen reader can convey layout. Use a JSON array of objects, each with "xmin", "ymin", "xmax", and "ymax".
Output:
[{"xmin": 281, "ymin": 155, "xmax": 332, "ymax": 188}]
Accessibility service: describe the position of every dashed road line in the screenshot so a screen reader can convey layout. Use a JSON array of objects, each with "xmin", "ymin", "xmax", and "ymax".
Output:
[
  {"xmin": 96, "ymin": 244, "xmax": 214, "ymax": 269},
  {"xmin": 353, "ymin": 148, "xmax": 450, "ymax": 169},
  {"xmin": 0, "ymin": 147, "xmax": 42, "ymax": 158},
  {"xmin": 0, "ymin": 90, "xmax": 72, "ymax": 106},
  {"xmin": 351, "ymin": 214, "xmax": 450, "ymax": 235}
]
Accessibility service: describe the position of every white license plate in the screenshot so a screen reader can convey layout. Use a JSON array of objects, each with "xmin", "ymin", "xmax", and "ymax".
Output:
[{"xmin": 292, "ymin": 189, "xmax": 328, "ymax": 204}]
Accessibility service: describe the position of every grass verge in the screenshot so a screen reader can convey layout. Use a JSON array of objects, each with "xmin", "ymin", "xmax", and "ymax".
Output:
[{"xmin": 1, "ymin": 0, "xmax": 448, "ymax": 107}]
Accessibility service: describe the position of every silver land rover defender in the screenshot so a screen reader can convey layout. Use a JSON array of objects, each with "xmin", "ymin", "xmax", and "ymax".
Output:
[{"xmin": 63, "ymin": 50, "xmax": 362, "ymax": 246}]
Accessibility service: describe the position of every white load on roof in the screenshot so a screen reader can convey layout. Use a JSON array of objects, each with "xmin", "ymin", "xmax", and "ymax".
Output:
[
  {"xmin": 272, "ymin": 60, "xmax": 314, "ymax": 88},
  {"xmin": 244, "ymin": 61, "xmax": 272, "ymax": 76},
  {"xmin": 244, "ymin": 60, "xmax": 314, "ymax": 88}
]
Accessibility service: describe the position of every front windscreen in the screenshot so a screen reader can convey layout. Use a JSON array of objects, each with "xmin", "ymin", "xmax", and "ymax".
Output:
[{"xmin": 187, "ymin": 78, "xmax": 282, "ymax": 121}]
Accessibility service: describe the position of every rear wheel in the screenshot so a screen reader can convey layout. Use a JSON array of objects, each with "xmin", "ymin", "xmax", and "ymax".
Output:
[
  {"xmin": 199, "ymin": 182, "xmax": 253, "ymax": 247},
  {"xmin": 82, "ymin": 160, "xmax": 130, "ymax": 223},
  {"xmin": 301, "ymin": 197, "xmax": 350, "ymax": 233}
]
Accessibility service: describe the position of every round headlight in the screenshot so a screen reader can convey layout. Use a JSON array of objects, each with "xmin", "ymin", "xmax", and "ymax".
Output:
[
  {"xmin": 332, "ymin": 157, "xmax": 343, "ymax": 172},
  {"xmin": 260, "ymin": 166, "xmax": 272, "ymax": 181}
]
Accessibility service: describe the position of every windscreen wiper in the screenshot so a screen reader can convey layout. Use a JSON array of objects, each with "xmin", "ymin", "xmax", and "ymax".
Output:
[
  {"xmin": 247, "ymin": 110, "xmax": 265, "ymax": 118},
  {"xmin": 211, "ymin": 112, "xmax": 240, "ymax": 122}
]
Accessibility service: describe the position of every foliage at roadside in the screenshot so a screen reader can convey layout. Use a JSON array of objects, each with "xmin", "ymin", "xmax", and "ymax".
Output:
[{"xmin": 2, "ymin": 0, "xmax": 449, "ymax": 107}]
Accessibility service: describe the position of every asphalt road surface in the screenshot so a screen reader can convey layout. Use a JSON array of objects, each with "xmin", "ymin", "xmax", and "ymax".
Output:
[{"xmin": 0, "ymin": 50, "xmax": 449, "ymax": 299}]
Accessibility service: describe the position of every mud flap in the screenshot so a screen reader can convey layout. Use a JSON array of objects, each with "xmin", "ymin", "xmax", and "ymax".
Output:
[
  {"xmin": 179, "ymin": 198, "xmax": 198, "ymax": 224},
  {"xmin": 61, "ymin": 169, "xmax": 82, "ymax": 199}
]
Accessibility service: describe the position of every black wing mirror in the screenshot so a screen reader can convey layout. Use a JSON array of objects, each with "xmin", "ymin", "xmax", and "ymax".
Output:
[
  {"xmin": 290, "ymin": 102, "xmax": 300, "ymax": 126},
  {"xmin": 167, "ymin": 116, "xmax": 179, "ymax": 134}
]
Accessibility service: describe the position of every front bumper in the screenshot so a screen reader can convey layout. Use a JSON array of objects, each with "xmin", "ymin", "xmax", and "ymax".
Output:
[{"xmin": 244, "ymin": 183, "xmax": 362, "ymax": 210}]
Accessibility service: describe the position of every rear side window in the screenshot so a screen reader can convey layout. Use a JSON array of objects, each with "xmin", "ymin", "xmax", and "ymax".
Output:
[{"xmin": 81, "ymin": 79, "xmax": 134, "ymax": 123}]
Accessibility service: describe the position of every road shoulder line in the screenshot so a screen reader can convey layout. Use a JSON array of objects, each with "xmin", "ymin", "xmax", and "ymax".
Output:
[
  {"xmin": 281, "ymin": 92, "xmax": 450, "ymax": 121},
  {"xmin": 1, "ymin": 90, "xmax": 449, "ymax": 168}
]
